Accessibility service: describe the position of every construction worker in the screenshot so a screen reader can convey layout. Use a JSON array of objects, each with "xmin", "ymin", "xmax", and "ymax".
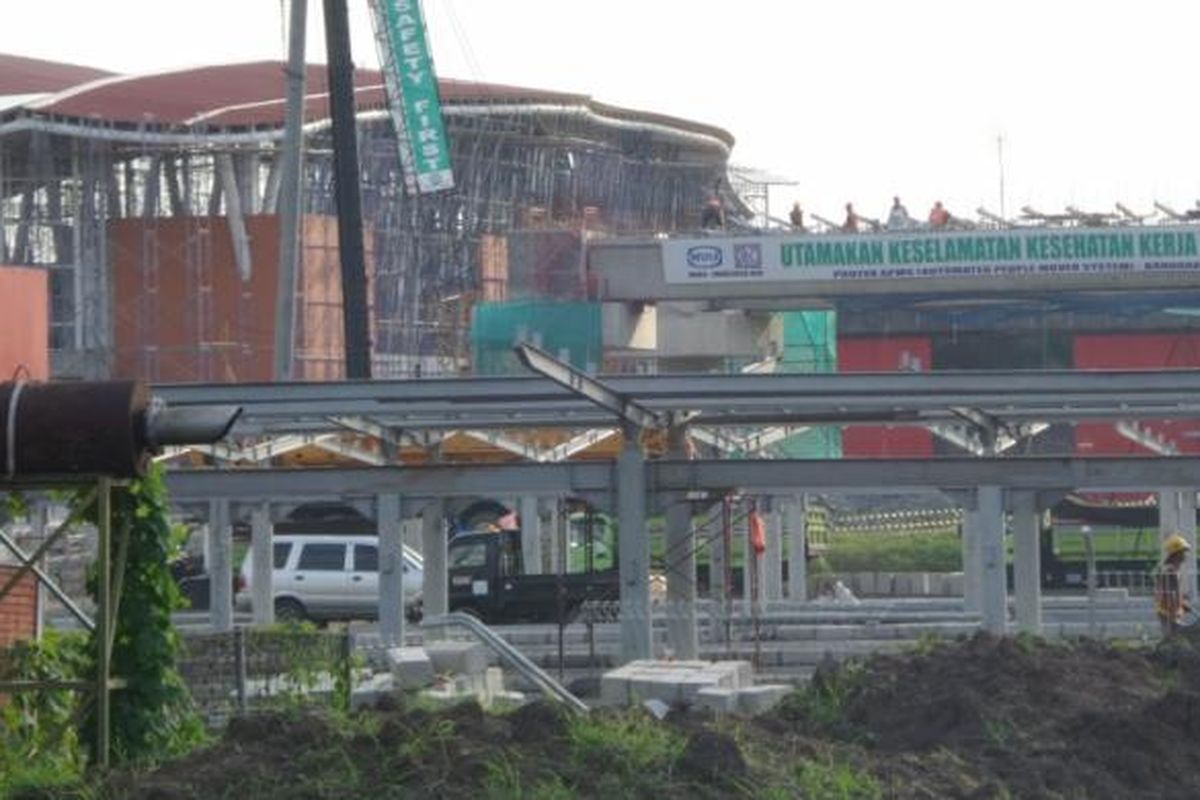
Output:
[
  {"xmin": 929, "ymin": 200, "xmax": 951, "ymax": 229},
  {"xmin": 841, "ymin": 202, "xmax": 859, "ymax": 233},
  {"xmin": 1155, "ymin": 533, "xmax": 1192, "ymax": 635},
  {"xmin": 789, "ymin": 202, "xmax": 806, "ymax": 231},
  {"xmin": 886, "ymin": 196, "xmax": 912, "ymax": 230},
  {"xmin": 701, "ymin": 183, "xmax": 725, "ymax": 230}
]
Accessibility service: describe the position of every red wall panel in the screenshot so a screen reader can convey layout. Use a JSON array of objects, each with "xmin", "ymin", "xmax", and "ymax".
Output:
[
  {"xmin": 110, "ymin": 215, "xmax": 371, "ymax": 383},
  {"xmin": 838, "ymin": 336, "xmax": 933, "ymax": 457},
  {"xmin": 1075, "ymin": 333, "xmax": 1200, "ymax": 456},
  {"xmin": 0, "ymin": 566, "xmax": 37, "ymax": 649},
  {"xmin": 0, "ymin": 266, "xmax": 49, "ymax": 380}
]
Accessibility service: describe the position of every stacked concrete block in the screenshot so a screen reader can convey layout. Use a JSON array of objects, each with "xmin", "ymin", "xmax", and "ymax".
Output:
[
  {"xmin": 351, "ymin": 672, "xmax": 397, "ymax": 711},
  {"xmin": 601, "ymin": 658, "xmax": 793, "ymax": 716},
  {"xmin": 386, "ymin": 647, "xmax": 436, "ymax": 688},
  {"xmin": 424, "ymin": 640, "xmax": 491, "ymax": 676},
  {"xmin": 737, "ymin": 685, "xmax": 791, "ymax": 715},
  {"xmin": 601, "ymin": 659, "xmax": 753, "ymax": 706},
  {"xmin": 695, "ymin": 687, "xmax": 739, "ymax": 713},
  {"xmin": 407, "ymin": 643, "xmax": 521, "ymax": 709}
]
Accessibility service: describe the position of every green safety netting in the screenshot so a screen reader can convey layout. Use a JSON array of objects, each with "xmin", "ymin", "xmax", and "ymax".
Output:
[
  {"xmin": 471, "ymin": 300, "xmax": 602, "ymax": 375},
  {"xmin": 777, "ymin": 310, "xmax": 841, "ymax": 458}
]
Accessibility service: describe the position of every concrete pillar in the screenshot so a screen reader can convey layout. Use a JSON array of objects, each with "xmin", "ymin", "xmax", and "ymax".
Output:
[
  {"xmin": 764, "ymin": 504, "xmax": 784, "ymax": 602},
  {"xmin": 520, "ymin": 495, "xmax": 542, "ymax": 574},
  {"xmin": 710, "ymin": 504, "xmax": 728, "ymax": 605},
  {"xmin": 1010, "ymin": 491, "xmax": 1041, "ymax": 635},
  {"xmin": 664, "ymin": 493, "xmax": 698, "ymax": 659},
  {"xmin": 787, "ymin": 496, "xmax": 808, "ymax": 601},
  {"xmin": 207, "ymin": 499, "xmax": 233, "ymax": 632},
  {"xmin": 377, "ymin": 494, "xmax": 404, "ymax": 646},
  {"xmin": 961, "ymin": 503, "xmax": 983, "ymax": 614},
  {"xmin": 617, "ymin": 429, "xmax": 652, "ymax": 663},
  {"xmin": 546, "ymin": 498, "xmax": 561, "ymax": 574},
  {"xmin": 977, "ymin": 486, "xmax": 1007, "ymax": 634},
  {"xmin": 421, "ymin": 500, "xmax": 447, "ymax": 638},
  {"xmin": 1159, "ymin": 489, "xmax": 1198, "ymax": 599},
  {"xmin": 250, "ymin": 503, "xmax": 274, "ymax": 626}
]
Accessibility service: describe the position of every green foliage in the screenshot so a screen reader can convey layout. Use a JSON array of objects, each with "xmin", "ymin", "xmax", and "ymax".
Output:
[
  {"xmin": 910, "ymin": 630, "xmax": 945, "ymax": 657},
  {"xmin": 824, "ymin": 532, "xmax": 962, "ymax": 573},
  {"xmin": 2, "ymin": 492, "xmax": 29, "ymax": 526},
  {"xmin": 481, "ymin": 753, "xmax": 525, "ymax": 800},
  {"xmin": 567, "ymin": 711, "xmax": 686, "ymax": 788},
  {"xmin": 261, "ymin": 624, "xmax": 356, "ymax": 713},
  {"xmin": 84, "ymin": 466, "xmax": 205, "ymax": 764},
  {"xmin": 794, "ymin": 757, "xmax": 883, "ymax": 800},
  {"xmin": 777, "ymin": 661, "xmax": 868, "ymax": 741},
  {"xmin": 0, "ymin": 632, "xmax": 90, "ymax": 794},
  {"xmin": 1050, "ymin": 527, "xmax": 1158, "ymax": 560}
]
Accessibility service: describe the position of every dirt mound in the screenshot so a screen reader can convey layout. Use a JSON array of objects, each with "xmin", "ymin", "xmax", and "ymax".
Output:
[
  {"xmin": 677, "ymin": 730, "xmax": 747, "ymax": 783},
  {"xmin": 770, "ymin": 633, "xmax": 1200, "ymax": 799},
  {"xmin": 846, "ymin": 634, "xmax": 1155, "ymax": 752},
  {"xmin": 30, "ymin": 635, "xmax": 1200, "ymax": 799}
]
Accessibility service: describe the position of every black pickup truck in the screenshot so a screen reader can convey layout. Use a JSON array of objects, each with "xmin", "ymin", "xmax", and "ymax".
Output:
[{"xmin": 447, "ymin": 530, "xmax": 618, "ymax": 624}]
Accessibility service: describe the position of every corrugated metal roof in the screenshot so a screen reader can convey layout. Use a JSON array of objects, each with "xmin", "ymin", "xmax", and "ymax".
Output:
[
  {"xmin": 0, "ymin": 54, "xmax": 113, "ymax": 95},
  {"xmin": 30, "ymin": 61, "xmax": 589, "ymax": 126},
  {"xmin": 13, "ymin": 59, "xmax": 732, "ymax": 146}
]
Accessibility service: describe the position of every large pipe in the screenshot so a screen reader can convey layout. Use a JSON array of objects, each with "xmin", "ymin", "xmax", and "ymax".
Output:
[{"xmin": 0, "ymin": 381, "xmax": 240, "ymax": 479}]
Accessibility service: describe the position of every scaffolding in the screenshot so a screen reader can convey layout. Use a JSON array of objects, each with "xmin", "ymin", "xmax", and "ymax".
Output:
[{"xmin": 0, "ymin": 63, "xmax": 733, "ymax": 382}]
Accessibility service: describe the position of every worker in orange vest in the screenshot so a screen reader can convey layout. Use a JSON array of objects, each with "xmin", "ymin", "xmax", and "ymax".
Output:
[{"xmin": 1156, "ymin": 533, "xmax": 1192, "ymax": 635}]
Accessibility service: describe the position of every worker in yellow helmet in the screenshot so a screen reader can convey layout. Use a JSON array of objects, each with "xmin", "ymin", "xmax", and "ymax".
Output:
[{"xmin": 1155, "ymin": 533, "xmax": 1192, "ymax": 635}]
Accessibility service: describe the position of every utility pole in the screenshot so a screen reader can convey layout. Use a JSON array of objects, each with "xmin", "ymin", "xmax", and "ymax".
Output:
[
  {"xmin": 274, "ymin": 0, "xmax": 308, "ymax": 381},
  {"xmin": 323, "ymin": 0, "xmax": 373, "ymax": 379}
]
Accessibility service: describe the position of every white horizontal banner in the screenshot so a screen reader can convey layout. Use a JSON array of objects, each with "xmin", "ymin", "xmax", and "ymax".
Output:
[{"xmin": 662, "ymin": 226, "xmax": 1200, "ymax": 284}]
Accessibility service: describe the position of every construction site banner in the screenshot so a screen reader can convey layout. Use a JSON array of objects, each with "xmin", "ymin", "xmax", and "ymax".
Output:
[
  {"xmin": 369, "ymin": 0, "xmax": 455, "ymax": 195},
  {"xmin": 663, "ymin": 226, "xmax": 1200, "ymax": 284}
]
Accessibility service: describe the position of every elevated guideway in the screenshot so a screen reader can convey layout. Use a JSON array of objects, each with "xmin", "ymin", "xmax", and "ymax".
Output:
[{"xmin": 588, "ymin": 224, "xmax": 1200, "ymax": 304}]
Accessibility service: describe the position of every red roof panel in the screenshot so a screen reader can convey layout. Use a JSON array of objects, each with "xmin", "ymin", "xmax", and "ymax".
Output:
[
  {"xmin": 20, "ymin": 60, "xmax": 732, "ymax": 147},
  {"xmin": 0, "ymin": 54, "xmax": 113, "ymax": 96}
]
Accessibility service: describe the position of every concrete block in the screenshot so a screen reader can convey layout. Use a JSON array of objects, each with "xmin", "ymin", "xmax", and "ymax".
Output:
[
  {"xmin": 386, "ymin": 647, "xmax": 435, "ymax": 688},
  {"xmin": 678, "ymin": 675, "xmax": 717, "ymax": 703},
  {"xmin": 630, "ymin": 676, "xmax": 675, "ymax": 705},
  {"xmin": 712, "ymin": 660, "xmax": 753, "ymax": 689},
  {"xmin": 425, "ymin": 640, "xmax": 489, "ymax": 676},
  {"xmin": 492, "ymin": 690, "xmax": 527, "ymax": 707},
  {"xmin": 737, "ymin": 684, "xmax": 791, "ymax": 716},
  {"xmin": 418, "ymin": 685, "xmax": 463, "ymax": 708},
  {"xmin": 696, "ymin": 687, "xmax": 738, "ymax": 714},
  {"xmin": 484, "ymin": 666, "xmax": 505, "ymax": 698},
  {"xmin": 350, "ymin": 672, "xmax": 396, "ymax": 711},
  {"xmin": 600, "ymin": 673, "xmax": 630, "ymax": 705}
]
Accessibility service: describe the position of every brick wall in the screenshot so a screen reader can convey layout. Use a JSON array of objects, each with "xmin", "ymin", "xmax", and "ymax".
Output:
[{"xmin": 0, "ymin": 566, "xmax": 38, "ymax": 648}]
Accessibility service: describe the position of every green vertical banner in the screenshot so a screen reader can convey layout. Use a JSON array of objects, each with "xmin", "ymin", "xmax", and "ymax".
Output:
[{"xmin": 368, "ymin": 0, "xmax": 455, "ymax": 195}]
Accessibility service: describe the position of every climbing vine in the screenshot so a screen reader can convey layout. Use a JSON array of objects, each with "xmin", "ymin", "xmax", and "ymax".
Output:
[{"xmin": 83, "ymin": 464, "xmax": 205, "ymax": 764}]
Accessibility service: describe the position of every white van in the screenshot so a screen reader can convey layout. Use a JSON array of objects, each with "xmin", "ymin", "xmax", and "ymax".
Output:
[{"xmin": 235, "ymin": 534, "xmax": 424, "ymax": 623}]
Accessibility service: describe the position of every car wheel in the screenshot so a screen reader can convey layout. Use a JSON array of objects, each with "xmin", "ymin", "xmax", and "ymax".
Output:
[{"xmin": 274, "ymin": 597, "xmax": 307, "ymax": 623}]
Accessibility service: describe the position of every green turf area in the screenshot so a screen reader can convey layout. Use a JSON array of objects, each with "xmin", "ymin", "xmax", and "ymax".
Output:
[{"xmin": 823, "ymin": 531, "xmax": 962, "ymax": 573}]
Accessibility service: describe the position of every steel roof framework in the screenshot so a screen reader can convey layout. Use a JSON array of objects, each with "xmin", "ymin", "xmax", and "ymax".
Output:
[{"xmin": 152, "ymin": 369, "xmax": 1200, "ymax": 465}]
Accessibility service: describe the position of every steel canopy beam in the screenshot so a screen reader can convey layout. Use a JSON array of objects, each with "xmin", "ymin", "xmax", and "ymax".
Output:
[
  {"xmin": 164, "ymin": 456, "xmax": 1200, "ymax": 502},
  {"xmin": 514, "ymin": 343, "xmax": 666, "ymax": 430},
  {"xmin": 155, "ymin": 369, "xmax": 1200, "ymax": 407}
]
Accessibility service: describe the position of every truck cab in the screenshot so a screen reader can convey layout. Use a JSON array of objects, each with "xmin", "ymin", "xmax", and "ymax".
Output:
[{"xmin": 447, "ymin": 529, "xmax": 617, "ymax": 624}]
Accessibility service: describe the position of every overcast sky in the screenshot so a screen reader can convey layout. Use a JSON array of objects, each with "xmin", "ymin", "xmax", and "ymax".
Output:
[{"xmin": 3, "ymin": 0, "xmax": 1198, "ymax": 224}]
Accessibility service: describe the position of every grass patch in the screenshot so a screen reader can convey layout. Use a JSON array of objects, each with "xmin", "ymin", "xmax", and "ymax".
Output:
[
  {"xmin": 567, "ymin": 711, "xmax": 687, "ymax": 792},
  {"xmin": 794, "ymin": 757, "xmax": 883, "ymax": 800},
  {"xmin": 776, "ymin": 661, "xmax": 869, "ymax": 742},
  {"xmin": 823, "ymin": 532, "xmax": 961, "ymax": 572}
]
